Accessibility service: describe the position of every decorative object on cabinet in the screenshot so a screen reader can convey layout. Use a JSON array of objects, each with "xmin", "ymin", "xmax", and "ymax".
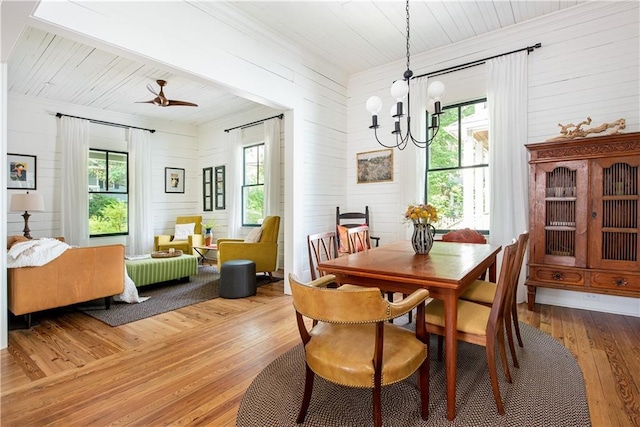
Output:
[
  {"xmin": 545, "ymin": 116, "xmax": 626, "ymax": 142},
  {"xmin": 526, "ymin": 132, "xmax": 640, "ymax": 310},
  {"xmin": 356, "ymin": 149, "xmax": 393, "ymax": 184},
  {"xmin": 7, "ymin": 153, "xmax": 36, "ymax": 190},
  {"xmin": 203, "ymin": 167, "xmax": 213, "ymax": 211},
  {"xmin": 165, "ymin": 167, "xmax": 185, "ymax": 193},
  {"xmin": 215, "ymin": 165, "xmax": 225, "ymax": 210}
]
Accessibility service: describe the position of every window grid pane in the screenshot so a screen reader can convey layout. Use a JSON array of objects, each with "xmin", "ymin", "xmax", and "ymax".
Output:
[
  {"xmin": 89, "ymin": 149, "xmax": 129, "ymax": 236},
  {"xmin": 426, "ymin": 99, "xmax": 489, "ymax": 232}
]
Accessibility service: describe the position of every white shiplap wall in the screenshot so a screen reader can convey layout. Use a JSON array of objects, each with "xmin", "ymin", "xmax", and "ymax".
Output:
[
  {"xmin": 347, "ymin": 1, "xmax": 639, "ymax": 316},
  {"xmin": 7, "ymin": 93, "xmax": 202, "ymax": 247},
  {"xmin": 197, "ymin": 105, "xmax": 286, "ymax": 269}
]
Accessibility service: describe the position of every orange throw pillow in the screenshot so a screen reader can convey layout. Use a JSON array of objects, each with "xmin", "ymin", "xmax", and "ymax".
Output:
[{"xmin": 337, "ymin": 225, "xmax": 349, "ymax": 253}]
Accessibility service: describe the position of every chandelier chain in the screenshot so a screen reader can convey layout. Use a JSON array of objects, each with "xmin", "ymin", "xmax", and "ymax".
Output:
[{"xmin": 405, "ymin": 0, "xmax": 411, "ymax": 72}]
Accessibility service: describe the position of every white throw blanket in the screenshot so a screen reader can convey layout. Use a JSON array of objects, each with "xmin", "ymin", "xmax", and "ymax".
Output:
[
  {"xmin": 7, "ymin": 238, "xmax": 70, "ymax": 267},
  {"xmin": 7, "ymin": 239, "xmax": 149, "ymax": 304},
  {"xmin": 114, "ymin": 267, "xmax": 149, "ymax": 304}
]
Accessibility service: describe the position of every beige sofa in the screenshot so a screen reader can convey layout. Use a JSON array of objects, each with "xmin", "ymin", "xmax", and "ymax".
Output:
[{"xmin": 7, "ymin": 243, "xmax": 125, "ymax": 327}]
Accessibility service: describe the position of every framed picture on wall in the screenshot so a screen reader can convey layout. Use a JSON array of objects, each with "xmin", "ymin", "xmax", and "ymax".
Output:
[
  {"xmin": 356, "ymin": 149, "xmax": 393, "ymax": 184},
  {"xmin": 165, "ymin": 167, "xmax": 185, "ymax": 193},
  {"xmin": 7, "ymin": 153, "xmax": 37, "ymax": 190}
]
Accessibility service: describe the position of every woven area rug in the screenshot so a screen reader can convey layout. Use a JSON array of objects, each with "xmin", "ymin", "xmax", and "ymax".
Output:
[
  {"xmin": 77, "ymin": 265, "xmax": 222, "ymax": 326},
  {"xmin": 237, "ymin": 323, "xmax": 591, "ymax": 426}
]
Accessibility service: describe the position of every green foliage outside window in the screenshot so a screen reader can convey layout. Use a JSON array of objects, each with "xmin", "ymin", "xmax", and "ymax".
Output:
[
  {"xmin": 88, "ymin": 149, "xmax": 129, "ymax": 236},
  {"xmin": 89, "ymin": 196, "xmax": 128, "ymax": 234},
  {"xmin": 426, "ymin": 99, "xmax": 489, "ymax": 231},
  {"xmin": 242, "ymin": 144, "xmax": 265, "ymax": 225}
]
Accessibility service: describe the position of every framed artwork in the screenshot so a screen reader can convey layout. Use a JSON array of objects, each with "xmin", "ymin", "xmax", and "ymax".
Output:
[
  {"xmin": 215, "ymin": 165, "xmax": 226, "ymax": 210},
  {"xmin": 8, "ymin": 153, "xmax": 37, "ymax": 190},
  {"xmin": 356, "ymin": 149, "xmax": 393, "ymax": 184},
  {"xmin": 203, "ymin": 167, "xmax": 213, "ymax": 211},
  {"xmin": 165, "ymin": 167, "xmax": 185, "ymax": 193}
]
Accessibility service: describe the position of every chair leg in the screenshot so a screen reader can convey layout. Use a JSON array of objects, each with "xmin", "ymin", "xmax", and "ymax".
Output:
[
  {"xmin": 504, "ymin": 315, "xmax": 519, "ymax": 369},
  {"xmin": 297, "ymin": 364, "xmax": 315, "ymax": 424},
  {"xmin": 404, "ymin": 294, "xmax": 412, "ymax": 323},
  {"xmin": 512, "ymin": 300, "xmax": 524, "ymax": 348},
  {"xmin": 373, "ymin": 376, "xmax": 382, "ymax": 427},
  {"xmin": 497, "ymin": 329, "xmax": 512, "ymax": 384},
  {"xmin": 486, "ymin": 341, "xmax": 506, "ymax": 415},
  {"xmin": 419, "ymin": 355, "xmax": 430, "ymax": 420},
  {"xmin": 437, "ymin": 335, "xmax": 444, "ymax": 362}
]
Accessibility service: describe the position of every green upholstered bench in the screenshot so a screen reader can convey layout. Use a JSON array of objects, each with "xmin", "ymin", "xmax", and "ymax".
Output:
[{"xmin": 125, "ymin": 255, "xmax": 198, "ymax": 288}]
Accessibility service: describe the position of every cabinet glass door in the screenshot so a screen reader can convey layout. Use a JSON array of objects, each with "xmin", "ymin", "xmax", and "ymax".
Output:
[
  {"xmin": 532, "ymin": 160, "xmax": 588, "ymax": 267},
  {"xmin": 589, "ymin": 157, "xmax": 640, "ymax": 271}
]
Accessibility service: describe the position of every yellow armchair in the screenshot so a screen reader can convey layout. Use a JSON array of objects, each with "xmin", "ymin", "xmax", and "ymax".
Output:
[
  {"xmin": 154, "ymin": 215, "xmax": 204, "ymax": 256},
  {"xmin": 217, "ymin": 216, "xmax": 281, "ymax": 278}
]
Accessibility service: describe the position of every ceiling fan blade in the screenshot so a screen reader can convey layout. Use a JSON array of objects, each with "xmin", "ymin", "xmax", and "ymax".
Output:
[
  {"xmin": 135, "ymin": 100, "xmax": 156, "ymax": 104},
  {"xmin": 146, "ymin": 84, "xmax": 158, "ymax": 96},
  {"xmin": 167, "ymin": 99, "xmax": 198, "ymax": 107}
]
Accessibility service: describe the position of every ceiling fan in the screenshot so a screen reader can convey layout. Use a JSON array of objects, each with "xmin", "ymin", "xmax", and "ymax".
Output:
[{"xmin": 137, "ymin": 79, "xmax": 198, "ymax": 107}]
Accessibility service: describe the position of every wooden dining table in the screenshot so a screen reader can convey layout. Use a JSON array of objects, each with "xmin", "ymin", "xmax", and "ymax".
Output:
[{"xmin": 318, "ymin": 240, "xmax": 502, "ymax": 421}]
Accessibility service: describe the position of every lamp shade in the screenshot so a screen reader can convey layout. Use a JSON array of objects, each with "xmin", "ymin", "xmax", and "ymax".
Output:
[{"xmin": 10, "ymin": 193, "xmax": 45, "ymax": 212}]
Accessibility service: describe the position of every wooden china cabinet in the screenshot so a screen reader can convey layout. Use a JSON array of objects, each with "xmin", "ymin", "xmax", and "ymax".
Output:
[{"xmin": 526, "ymin": 132, "xmax": 640, "ymax": 310}]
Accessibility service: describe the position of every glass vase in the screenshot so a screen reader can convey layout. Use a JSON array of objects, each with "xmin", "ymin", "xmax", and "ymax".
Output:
[{"xmin": 411, "ymin": 223, "xmax": 436, "ymax": 254}]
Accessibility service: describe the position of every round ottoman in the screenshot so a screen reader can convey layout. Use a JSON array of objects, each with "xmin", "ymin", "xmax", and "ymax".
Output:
[{"xmin": 219, "ymin": 260, "xmax": 257, "ymax": 298}]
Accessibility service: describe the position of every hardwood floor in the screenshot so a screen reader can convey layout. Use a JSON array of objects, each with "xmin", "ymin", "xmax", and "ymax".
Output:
[{"xmin": 2, "ymin": 280, "xmax": 639, "ymax": 426}]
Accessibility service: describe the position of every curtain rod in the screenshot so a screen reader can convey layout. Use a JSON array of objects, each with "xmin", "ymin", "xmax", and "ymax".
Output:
[
  {"xmin": 224, "ymin": 113, "xmax": 284, "ymax": 133},
  {"xmin": 413, "ymin": 43, "xmax": 541, "ymax": 79},
  {"xmin": 55, "ymin": 113, "xmax": 156, "ymax": 133}
]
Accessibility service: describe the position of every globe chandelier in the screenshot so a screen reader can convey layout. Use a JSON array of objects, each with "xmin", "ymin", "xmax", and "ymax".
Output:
[{"xmin": 365, "ymin": 0, "xmax": 445, "ymax": 150}]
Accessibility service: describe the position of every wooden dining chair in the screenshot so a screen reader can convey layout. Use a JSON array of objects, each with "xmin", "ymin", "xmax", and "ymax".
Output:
[
  {"xmin": 442, "ymin": 228, "xmax": 488, "ymax": 279},
  {"xmin": 289, "ymin": 273, "xmax": 431, "ymax": 427},
  {"xmin": 424, "ymin": 241, "xmax": 518, "ymax": 415},
  {"xmin": 346, "ymin": 224, "xmax": 371, "ymax": 253},
  {"xmin": 460, "ymin": 231, "xmax": 530, "ymax": 367},
  {"xmin": 307, "ymin": 231, "xmax": 340, "ymax": 280}
]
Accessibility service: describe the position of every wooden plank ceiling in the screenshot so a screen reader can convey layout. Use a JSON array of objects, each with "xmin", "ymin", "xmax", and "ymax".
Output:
[{"xmin": 8, "ymin": 1, "xmax": 586, "ymax": 126}]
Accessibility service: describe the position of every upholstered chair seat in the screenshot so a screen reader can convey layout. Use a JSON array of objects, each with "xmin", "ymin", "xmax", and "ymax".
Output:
[
  {"xmin": 290, "ymin": 273, "xmax": 431, "ymax": 427},
  {"xmin": 459, "ymin": 232, "xmax": 530, "ymax": 364},
  {"xmin": 154, "ymin": 215, "xmax": 204, "ymax": 256},
  {"xmin": 217, "ymin": 215, "xmax": 280, "ymax": 278},
  {"xmin": 424, "ymin": 241, "xmax": 519, "ymax": 416}
]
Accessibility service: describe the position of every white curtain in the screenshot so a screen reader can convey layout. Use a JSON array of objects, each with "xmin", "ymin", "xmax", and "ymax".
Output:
[
  {"xmin": 402, "ymin": 77, "xmax": 429, "ymax": 239},
  {"xmin": 59, "ymin": 116, "xmax": 90, "ymax": 247},
  {"xmin": 227, "ymin": 128, "xmax": 242, "ymax": 238},
  {"xmin": 263, "ymin": 118, "xmax": 281, "ymax": 217},
  {"xmin": 487, "ymin": 51, "xmax": 529, "ymax": 302},
  {"xmin": 127, "ymin": 128, "xmax": 153, "ymax": 255}
]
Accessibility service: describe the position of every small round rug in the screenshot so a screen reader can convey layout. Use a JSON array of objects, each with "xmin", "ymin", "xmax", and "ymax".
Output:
[{"xmin": 237, "ymin": 323, "xmax": 591, "ymax": 426}]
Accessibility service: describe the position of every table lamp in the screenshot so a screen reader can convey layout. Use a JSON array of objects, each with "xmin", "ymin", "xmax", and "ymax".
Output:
[{"xmin": 10, "ymin": 192, "xmax": 45, "ymax": 239}]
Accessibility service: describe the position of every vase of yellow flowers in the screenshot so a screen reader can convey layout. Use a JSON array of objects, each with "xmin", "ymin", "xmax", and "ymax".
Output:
[{"xmin": 404, "ymin": 203, "xmax": 438, "ymax": 254}]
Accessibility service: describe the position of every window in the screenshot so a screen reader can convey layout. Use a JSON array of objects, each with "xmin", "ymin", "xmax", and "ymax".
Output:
[
  {"xmin": 426, "ymin": 99, "xmax": 489, "ymax": 232},
  {"xmin": 242, "ymin": 143, "xmax": 265, "ymax": 226},
  {"xmin": 88, "ymin": 149, "xmax": 129, "ymax": 236}
]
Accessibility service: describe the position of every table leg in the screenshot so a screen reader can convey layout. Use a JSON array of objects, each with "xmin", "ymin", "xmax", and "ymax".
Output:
[
  {"xmin": 488, "ymin": 257, "xmax": 497, "ymax": 282},
  {"xmin": 443, "ymin": 291, "xmax": 458, "ymax": 421}
]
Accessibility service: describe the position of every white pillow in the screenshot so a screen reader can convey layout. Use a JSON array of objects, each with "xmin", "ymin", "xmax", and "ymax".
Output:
[
  {"xmin": 174, "ymin": 223, "xmax": 195, "ymax": 240},
  {"xmin": 244, "ymin": 227, "xmax": 263, "ymax": 243}
]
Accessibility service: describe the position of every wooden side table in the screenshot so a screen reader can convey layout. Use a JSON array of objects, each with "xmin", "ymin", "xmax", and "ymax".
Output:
[{"xmin": 193, "ymin": 244, "xmax": 218, "ymax": 266}]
